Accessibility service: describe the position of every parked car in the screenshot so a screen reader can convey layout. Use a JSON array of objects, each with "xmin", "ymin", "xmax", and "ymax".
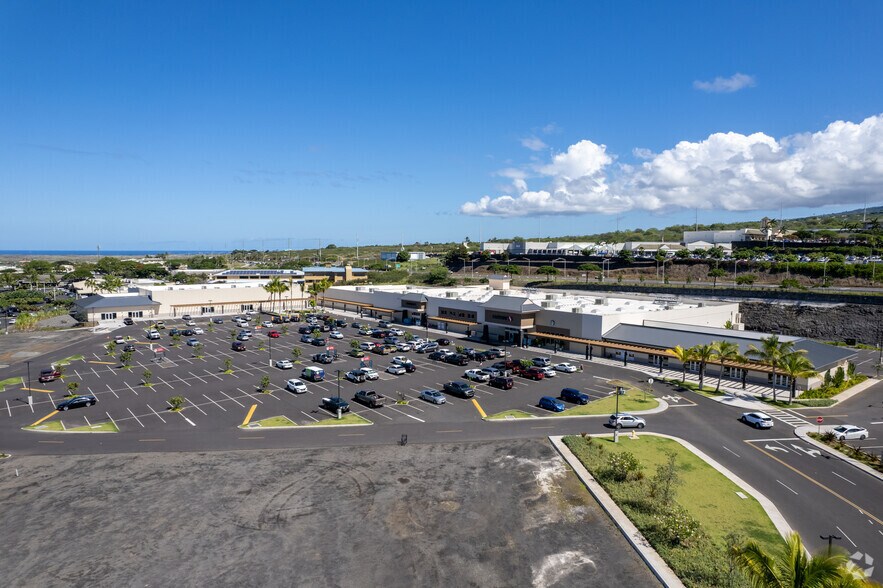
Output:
[
  {"xmin": 489, "ymin": 376, "xmax": 514, "ymax": 390},
  {"xmin": 435, "ymin": 338, "xmax": 452, "ymax": 346},
  {"xmin": 311, "ymin": 353, "xmax": 334, "ymax": 364},
  {"xmin": 300, "ymin": 334, "xmax": 314, "ymax": 344},
  {"xmin": 237, "ymin": 333, "xmax": 251, "ymax": 341},
  {"xmin": 123, "ymin": 343, "xmax": 136, "ymax": 352},
  {"xmin": 147, "ymin": 330, "xmax": 161, "ymax": 340},
  {"xmin": 114, "ymin": 335, "xmax": 126, "ymax": 344},
  {"xmin": 608, "ymin": 414, "xmax": 646, "ymax": 429},
  {"xmin": 417, "ymin": 342, "xmax": 438, "ymax": 353},
  {"xmin": 554, "ymin": 362, "xmax": 578, "ymax": 373},
  {"xmin": 395, "ymin": 341, "xmax": 412, "ymax": 352},
  {"xmin": 275, "ymin": 359, "xmax": 294, "ymax": 370},
  {"xmin": 532, "ymin": 357, "xmax": 551, "ymax": 367},
  {"xmin": 123, "ymin": 317, "xmax": 134, "ymax": 326},
  {"xmin": 311, "ymin": 338, "xmax": 327, "ymax": 346},
  {"xmin": 831, "ymin": 425, "xmax": 868, "ymax": 441},
  {"xmin": 419, "ymin": 389, "xmax": 446, "ymax": 404},
  {"xmin": 56, "ymin": 395, "xmax": 97, "ymax": 411},
  {"xmin": 169, "ymin": 328, "xmax": 181, "ymax": 337},
  {"xmin": 538, "ymin": 396, "xmax": 565, "ymax": 412},
  {"xmin": 39, "ymin": 369, "xmax": 61, "ymax": 383},
  {"xmin": 358, "ymin": 368, "xmax": 379, "ymax": 380},
  {"xmin": 321, "ymin": 396, "xmax": 350, "ymax": 413},
  {"xmin": 463, "ymin": 369, "xmax": 490, "ymax": 383},
  {"xmin": 480, "ymin": 367, "xmax": 501, "ymax": 378},
  {"xmin": 268, "ymin": 330, "xmax": 281, "ymax": 338},
  {"xmin": 386, "ymin": 364, "xmax": 407, "ymax": 375},
  {"xmin": 488, "ymin": 347, "xmax": 510, "ymax": 357},
  {"xmin": 560, "ymin": 388, "xmax": 589, "ymax": 405},
  {"xmin": 185, "ymin": 320, "xmax": 196, "ymax": 327},
  {"xmin": 354, "ymin": 390, "xmax": 385, "ymax": 408},
  {"xmin": 182, "ymin": 329, "xmax": 194, "ymax": 336},
  {"xmin": 181, "ymin": 314, "xmax": 192, "ymax": 321},
  {"xmin": 262, "ymin": 321, "xmax": 273, "ymax": 328},
  {"xmin": 428, "ymin": 351, "xmax": 447, "ymax": 361},
  {"xmin": 232, "ymin": 341, "xmax": 246, "ymax": 351},
  {"xmin": 345, "ymin": 370, "xmax": 367, "ymax": 383},
  {"xmin": 301, "ymin": 366, "xmax": 325, "ymax": 382},
  {"xmin": 378, "ymin": 320, "xmax": 391, "ymax": 328},
  {"xmin": 212, "ymin": 317, "xmax": 224, "ymax": 324},
  {"xmin": 186, "ymin": 337, "xmax": 200, "ymax": 346},
  {"xmin": 335, "ymin": 319, "xmax": 347, "ymax": 328},
  {"xmin": 522, "ymin": 367, "xmax": 546, "ymax": 381},
  {"xmin": 443, "ymin": 381, "xmax": 474, "ymax": 398},
  {"xmin": 192, "ymin": 327, "xmax": 204, "ymax": 335},
  {"xmin": 740, "ymin": 412, "xmax": 773, "ymax": 429},
  {"xmin": 443, "ymin": 354, "xmax": 469, "ymax": 366},
  {"xmin": 351, "ymin": 322, "xmax": 363, "ymax": 329},
  {"xmin": 539, "ymin": 366, "xmax": 557, "ymax": 378},
  {"xmin": 329, "ymin": 330, "xmax": 344, "ymax": 339},
  {"xmin": 298, "ymin": 326, "xmax": 313, "ymax": 334}
]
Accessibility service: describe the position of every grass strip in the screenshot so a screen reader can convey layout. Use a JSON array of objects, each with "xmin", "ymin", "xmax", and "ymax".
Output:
[
  {"xmin": 66, "ymin": 421, "xmax": 119, "ymax": 433},
  {"xmin": 0, "ymin": 377, "xmax": 24, "ymax": 392},
  {"xmin": 56, "ymin": 354, "xmax": 85, "ymax": 366},
  {"xmin": 663, "ymin": 378, "xmax": 725, "ymax": 397},
  {"xmin": 305, "ymin": 413, "xmax": 372, "ymax": 426},
  {"xmin": 551, "ymin": 387, "xmax": 658, "ymax": 416},
  {"xmin": 24, "ymin": 420, "xmax": 65, "ymax": 432},
  {"xmin": 564, "ymin": 434, "xmax": 782, "ymax": 587},
  {"xmin": 241, "ymin": 415, "xmax": 298, "ymax": 428},
  {"xmin": 486, "ymin": 409, "xmax": 536, "ymax": 420}
]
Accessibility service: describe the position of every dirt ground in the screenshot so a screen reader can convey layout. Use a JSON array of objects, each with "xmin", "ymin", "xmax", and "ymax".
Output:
[{"xmin": 0, "ymin": 439, "xmax": 658, "ymax": 588}]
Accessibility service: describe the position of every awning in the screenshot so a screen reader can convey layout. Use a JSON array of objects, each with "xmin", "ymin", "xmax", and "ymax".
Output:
[{"xmin": 428, "ymin": 316, "xmax": 477, "ymax": 326}]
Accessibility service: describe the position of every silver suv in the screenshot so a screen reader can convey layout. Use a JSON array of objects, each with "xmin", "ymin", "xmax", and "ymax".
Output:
[{"xmin": 608, "ymin": 414, "xmax": 646, "ymax": 429}]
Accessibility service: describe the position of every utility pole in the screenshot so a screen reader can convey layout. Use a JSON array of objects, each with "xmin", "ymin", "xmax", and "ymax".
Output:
[{"xmin": 820, "ymin": 534, "xmax": 841, "ymax": 556}]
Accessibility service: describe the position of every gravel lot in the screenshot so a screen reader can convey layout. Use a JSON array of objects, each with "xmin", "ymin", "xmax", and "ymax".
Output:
[{"xmin": 0, "ymin": 439, "xmax": 658, "ymax": 587}]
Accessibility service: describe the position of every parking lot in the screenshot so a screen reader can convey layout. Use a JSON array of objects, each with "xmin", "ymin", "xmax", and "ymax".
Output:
[{"xmin": 3, "ymin": 312, "xmax": 636, "ymax": 438}]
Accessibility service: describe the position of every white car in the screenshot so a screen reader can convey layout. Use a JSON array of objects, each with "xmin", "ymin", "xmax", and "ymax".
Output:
[
  {"xmin": 391, "ymin": 356, "xmax": 412, "ymax": 366},
  {"xmin": 540, "ymin": 367, "xmax": 557, "ymax": 378},
  {"xmin": 185, "ymin": 320, "xmax": 196, "ymax": 327},
  {"xmin": 360, "ymin": 341, "xmax": 374, "ymax": 351},
  {"xmin": 554, "ymin": 362, "xmax": 578, "ymax": 373},
  {"xmin": 359, "ymin": 368, "xmax": 379, "ymax": 380},
  {"xmin": 395, "ymin": 342, "xmax": 412, "ymax": 352},
  {"xmin": 463, "ymin": 369, "xmax": 490, "ymax": 383},
  {"xmin": 275, "ymin": 359, "xmax": 294, "ymax": 370},
  {"xmin": 386, "ymin": 365, "xmax": 407, "ymax": 375},
  {"xmin": 438, "ymin": 348, "xmax": 454, "ymax": 356},
  {"xmin": 286, "ymin": 378, "xmax": 307, "ymax": 393},
  {"xmin": 329, "ymin": 330, "xmax": 344, "ymax": 339},
  {"xmin": 740, "ymin": 412, "xmax": 773, "ymax": 429},
  {"xmin": 192, "ymin": 327, "xmax": 204, "ymax": 335},
  {"xmin": 114, "ymin": 335, "xmax": 126, "ymax": 344},
  {"xmin": 608, "ymin": 414, "xmax": 646, "ymax": 429},
  {"xmin": 831, "ymin": 425, "xmax": 868, "ymax": 441},
  {"xmin": 146, "ymin": 330, "xmax": 161, "ymax": 340},
  {"xmin": 388, "ymin": 328, "xmax": 404, "ymax": 336},
  {"xmin": 490, "ymin": 348, "xmax": 511, "ymax": 357},
  {"xmin": 262, "ymin": 321, "xmax": 273, "ymax": 328}
]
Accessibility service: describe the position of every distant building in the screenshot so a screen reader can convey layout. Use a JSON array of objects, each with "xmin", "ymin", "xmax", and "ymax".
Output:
[
  {"xmin": 73, "ymin": 294, "xmax": 160, "ymax": 322},
  {"xmin": 380, "ymin": 251, "xmax": 427, "ymax": 261},
  {"xmin": 481, "ymin": 241, "xmax": 608, "ymax": 256}
]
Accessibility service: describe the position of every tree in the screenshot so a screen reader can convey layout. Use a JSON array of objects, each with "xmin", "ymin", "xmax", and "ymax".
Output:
[
  {"xmin": 426, "ymin": 266, "xmax": 451, "ymax": 285},
  {"xmin": 691, "ymin": 344, "xmax": 716, "ymax": 390},
  {"xmin": 730, "ymin": 532, "xmax": 866, "ymax": 588},
  {"xmin": 66, "ymin": 381, "xmax": 79, "ymax": 397},
  {"xmin": 263, "ymin": 277, "xmax": 284, "ymax": 312},
  {"xmin": 307, "ymin": 279, "xmax": 332, "ymax": 306},
  {"xmin": 712, "ymin": 340, "xmax": 742, "ymax": 392},
  {"xmin": 120, "ymin": 350, "xmax": 133, "ymax": 369},
  {"xmin": 291, "ymin": 347, "xmax": 302, "ymax": 362},
  {"xmin": 259, "ymin": 375, "xmax": 271, "ymax": 392},
  {"xmin": 670, "ymin": 345, "xmax": 694, "ymax": 383},
  {"xmin": 396, "ymin": 250, "xmax": 410, "ymax": 263},
  {"xmin": 142, "ymin": 369, "xmax": 153, "ymax": 387},
  {"xmin": 99, "ymin": 275, "xmax": 124, "ymax": 294},
  {"xmin": 105, "ymin": 340, "xmax": 117, "ymax": 357},
  {"xmin": 170, "ymin": 333, "xmax": 181, "ymax": 347},
  {"xmin": 617, "ymin": 249, "xmax": 634, "ymax": 263},
  {"xmin": 193, "ymin": 342, "xmax": 204, "ymax": 358},
  {"xmin": 168, "ymin": 396, "xmax": 185, "ymax": 411},
  {"xmin": 746, "ymin": 335, "xmax": 802, "ymax": 403},
  {"xmin": 578, "ymin": 263, "xmax": 602, "ymax": 284},
  {"xmin": 709, "ymin": 267, "xmax": 727, "ymax": 287},
  {"xmin": 223, "ymin": 358, "xmax": 233, "ymax": 373},
  {"xmin": 536, "ymin": 266, "xmax": 559, "ymax": 282},
  {"xmin": 780, "ymin": 353, "xmax": 816, "ymax": 403},
  {"xmin": 350, "ymin": 339, "xmax": 361, "ymax": 352}
]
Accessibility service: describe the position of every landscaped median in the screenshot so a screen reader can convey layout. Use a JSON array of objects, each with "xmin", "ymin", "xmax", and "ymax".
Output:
[
  {"xmin": 558, "ymin": 434, "xmax": 785, "ymax": 588},
  {"xmin": 0, "ymin": 377, "xmax": 24, "ymax": 392},
  {"xmin": 305, "ymin": 413, "xmax": 372, "ymax": 426},
  {"xmin": 23, "ymin": 419, "xmax": 119, "ymax": 433},
  {"xmin": 239, "ymin": 415, "xmax": 298, "ymax": 429},
  {"xmin": 485, "ymin": 387, "xmax": 660, "ymax": 420}
]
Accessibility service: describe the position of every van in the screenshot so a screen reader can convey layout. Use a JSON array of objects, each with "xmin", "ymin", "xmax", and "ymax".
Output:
[{"xmin": 301, "ymin": 366, "xmax": 325, "ymax": 382}]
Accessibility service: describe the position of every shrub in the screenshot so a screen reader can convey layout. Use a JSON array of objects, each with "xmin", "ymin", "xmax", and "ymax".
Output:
[
  {"xmin": 832, "ymin": 366, "xmax": 845, "ymax": 387},
  {"xmin": 780, "ymin": 278, "xmax": 802, "ymax": 289},
  {"xmin": 604, "ymin": 451, "xmax": 643, "ymax": 482},
  {"xmin": 168, "ymin": 396, "xmax": 185, "ymax": 411},
  {"xmin": 820, "ymin": 431, "xmax": 836, "ymax": 443},
  {"xmin": 648, "ymin": 505, "xmax": 702, "ymax": 547},
  {"xmin": 735, "ymin": 274, "xmax": 756, "ymax": 285}
]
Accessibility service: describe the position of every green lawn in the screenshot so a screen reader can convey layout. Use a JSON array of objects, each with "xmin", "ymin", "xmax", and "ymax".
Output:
[
  {"xmin": 23, "ymin": 420, "xmax": 64, "ymax": 432},
  {"xmin": 664, "ymin": 378, "xmax": 725, "ymax": 397},
  {"xmin": 0, "ymin": 377, "xmax": 23, "ymax": 391},
  {"xmin": 66, "ymin": 421, "xmax": 119, "ymax": 433},
  {"xmin": 552, "ymin": 387, "xmax": 658, "ymax": 416},
  {"xmin": 242, "ymin": 415, "xmax": 298, "ymax": 428},
  {"xmin": 486, "ymin": 409, "xmax": 536, "ymax": 420},
  {"xmin": 55, "ymin": 354, "xmax": 85, "ymax": 366},
  {"xmin": 305, "ymin": 413, "xmax": 372, "ymax": 426},
  {"xmin": 564, "ymin": 434, "xmax": 783, "ymax": 587}
]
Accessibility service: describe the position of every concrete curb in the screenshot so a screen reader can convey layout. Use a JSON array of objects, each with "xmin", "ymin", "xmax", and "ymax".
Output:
[
  {"xmin": 794, "ymin": 425, "xmax": 883, "ymax": 483},
  {"xmin": 484, "ymin": 398, "xmax": 670, "ymax": 422},
  {"xmin": 549, "ymin": 435, "xmax": 685, "ymax": 588}
]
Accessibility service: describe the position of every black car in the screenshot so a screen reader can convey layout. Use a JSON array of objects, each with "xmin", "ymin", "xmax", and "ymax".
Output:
[
  {"xmin": 443, "ymin": 354, "xmax": 469, "ymax": 366},
  {"xmin": 169, "ymin": 328, "xmax": 181, "ymax": 336},
  {"xmin": 212, "ymin": 317, "xmax": 224, "ymax": 324},
  {"xmin": 311, "ymin": 353, "xmax": 334, "ymax": 364},
  {"xmin": 182, "ymin": 329, "xmax": 194, "ymax": 336},
  {"xmin": 123, "ymin": 317, "xmax": 134, "ymax": 326},
  {"xmin": 123, "ymin": 343, "xmax": 136, "ymax": 352},
  {"xmin": 490, "ymin": 376, "xmax": 514, "ymax": 390},
  {"xmin": 298, "ymin": 326, "xmax": 313, "ymax": 334},
  {"xmin": 56, "ymin": 395, "xmax": 97, "ymax": 411},
  {"xmin": 402, "ymin": 362, "xmax": 417, "ymax": 373},
  {"xmin": 335, "ymin": 319, "xmax": 347, "ymax": 327},
  {"xmin": 182, "ymin": 314, "xmax": 192, "ymax": 321},
  {"xmin": 351, "ymin": 322, "xmax": 363, "ymax": 329},
  {"xmin": 321, "ymin": 396, "xmax": 350, "ymax": 413},
  {"xmin": 443, "ymin": 381, "xmax": 474, "ymax": 399},
  {"xmin": 311, "ymin": 338, "xmax": 327, "ymax": 346},
  {"xmin": 428, "ymin": 351, "xmax": 447, "ymax": 361},
  {"xmin": 435, "ymin": 338, "xmax": 452, "ymax": 346},
  {"xmin": 560, "ymin": 388, "xmax": 590, "ymax": 405},
  {"xmin": 231, "ymin": 341, "xmax": 246, "ymax": 351}
]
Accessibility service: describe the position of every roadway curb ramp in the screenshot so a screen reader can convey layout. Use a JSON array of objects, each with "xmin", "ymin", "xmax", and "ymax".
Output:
[
  {"xmin": 550, "ymin": 433, "xmax": 794, "ymax": 588},
  {"xmin": 794, "ymin": 425, "xmax": 883, "ymax": 483}
]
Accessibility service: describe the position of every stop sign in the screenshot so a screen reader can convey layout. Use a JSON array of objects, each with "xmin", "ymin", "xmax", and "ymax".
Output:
[{"xmin": 817, "ymin": 416, "xmax": 824, "ymax": 424}]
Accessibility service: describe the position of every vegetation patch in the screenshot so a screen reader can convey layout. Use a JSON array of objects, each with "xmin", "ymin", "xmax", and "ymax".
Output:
[
  {"xmin": 242, "ymin": 415, "xmax": 297, "ymax": 428},
  {"xmin": 486, "ymin": 409, "xmax": 536, "ymax": 420},
  {"xmin": 564, "ymin": 434, "xmax": 783, "ymax": 587},
  {"xmin": 12, "ymin": 308, "xmax": 71, "ymax": 331},
  {"xmin": 0, "ymin": 377, "xmax": 24, "ymax": 392},
  {"xmin": 552, "ymin": 387, "xmax": 658, "ymax": 416},
  {"xmin": 56, "ymin": 355, "xmax": 84, "ymax": 366},
  {"xmin": 305, "ymin": 413, "xmax": 372, "ymax": 426},
  {"xmin": 66, "ymin": 421, "xmax": 119, "ymax": 433},
  {"xmin": 24, "ymin": 421, "xmax": 65, "ymax": 432},
  {"xmin": 663, "ymin": 378, "xmax": 724, "ymax": 397},
  {"xmin": 809, "ymin": 432, "xmax": 883, "ymax": 473}
]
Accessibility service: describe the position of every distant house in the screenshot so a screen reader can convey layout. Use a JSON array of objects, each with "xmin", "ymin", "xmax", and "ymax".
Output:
[{"xmin": 380, "ymin": 252, "xmax": 427, "ymax": 261}]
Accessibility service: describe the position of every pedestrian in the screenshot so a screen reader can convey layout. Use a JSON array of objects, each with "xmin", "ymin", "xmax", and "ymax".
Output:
[{"xmin": 578, "ymin": 364, "xmax": 583, "ymax": 373}]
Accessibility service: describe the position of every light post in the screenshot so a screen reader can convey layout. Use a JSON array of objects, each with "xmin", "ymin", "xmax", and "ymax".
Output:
[
  {"xmin": 336, "ymin": 369, "xmax": 342, "ymax": 401},
  {"xmin": 601, "ymin": 258, "xmax": 612, "ymax": 281},
  {"xmin": 820, "ymin": 534, "xmax": 842, "ymax": 556},
  {"xmin": 268, "ymin": 333, "xmax": 272, "ymax": 367},
  {"xmin": 733, "ymin": 258, "xmax": 738, "ymax": 286},
  {"xmin": 647, "ymin": 377, "xmax": 653, "ymax": 401},
  {"xmin": 613, "ymin": 385, "xmax": 624, "ymax": 443},
  {"xmin": 26, "ymin": 360, "xmax": 33, "ymax": 408},
  {"xmin": 822, "ymin": 259, "xmax": 828, "ymax": 285}
]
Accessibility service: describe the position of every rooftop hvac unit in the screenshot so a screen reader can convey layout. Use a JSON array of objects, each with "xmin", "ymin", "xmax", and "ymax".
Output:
[
  {"xmin": 571, "ymin": 307, "xmax": 582, "ymax": 313},
  {"xmin": 697, "ymin": 302, "xmax": 704, "ymax": 307},
  {"xmin": 446, "ymin": 291, "xmax": 458, "ymax": 298},
  {"xmin": 595, "ymin": 298, "xmax": 606, "ymax": 305},
  {"xmin": 501, "ymin": 290, "xmax": 511, "ymax": 296},
  {"xmin": 355, "ymin": 286, "xmax": 367, "ymax": 291},
  {"xmin": 546, "ymin": 293, "xmax": 561, "ymax": 300},
  {"xmin": 541, "ymin": 301, "xmax": 556, "ymax": 308},
  {"xmin": 615, "ymin": 307, "xmax": 623, "ymax": 311}
]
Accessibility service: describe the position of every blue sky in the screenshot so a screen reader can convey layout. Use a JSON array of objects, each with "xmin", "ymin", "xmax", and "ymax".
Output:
[{"xmin": 2, "ymin": 1, "xmax": 882, "ymax": 251}]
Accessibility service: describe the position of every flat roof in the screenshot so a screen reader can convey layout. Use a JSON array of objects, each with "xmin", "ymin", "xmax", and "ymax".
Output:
[
  {"xmin": 75, "ymin": 295, "xmax": 160, "ymax": 309},
  {"xmin": 302, "ymin": 266, "xmax": 368, "ymax": 274},
  {"xmin": 214, "ymin": 269, "xmax": 304, "ymax": 277}
]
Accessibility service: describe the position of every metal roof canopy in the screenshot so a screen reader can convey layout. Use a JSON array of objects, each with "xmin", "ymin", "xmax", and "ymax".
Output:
[{"xmin": 428, "ymin": 316, "xmax": 477, "ymax": 326}]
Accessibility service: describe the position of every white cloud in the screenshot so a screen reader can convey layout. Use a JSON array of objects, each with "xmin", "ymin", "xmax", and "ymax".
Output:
[
  {"xmin": 540, "ymin": 123, "xmax": 561, "ymax": 135},
  {"xmin": 460, "ymin": 113, "xmax": 883, "ymax": 217},
  {"xmin": 632, "ymin": 147, "xmax": 655, "ymax": 160},
  {"xmin": 693, "ymin": 72, "xmax": 756, "ymax": 93},
  {"xmin": 520, "ymin": 136, "xmax": 548, "ymax": 151}
]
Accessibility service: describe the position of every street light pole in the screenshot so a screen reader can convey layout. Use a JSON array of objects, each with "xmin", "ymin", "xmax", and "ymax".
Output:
[
  {"xmin": 26, "ymin": 360, "xmax": 33, "ymax": 408},
  {"xmin": 613, "ymin": 385, "xmax": 623, "ymax": 443},
  {"xmin": 820, "ymin": 534, "xmax": 841, "ymax": 556},
  {"xmin": 336, "ymin": 369, "xmax": 341, "ymax": 401},
  {"xmin": 268, "ymin": 334, "xmax": 272, "ymax": 367}
]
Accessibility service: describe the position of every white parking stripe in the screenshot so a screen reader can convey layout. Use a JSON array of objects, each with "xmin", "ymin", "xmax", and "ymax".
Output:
[
  {"xmin": 91, "ymin": 367, "xmax": 101, "ymax": 379},
  {"xmin": 125, "ymin": 381, "xmax": 139, "ymax": 396},
  {"xmin": 145, "ymin": 403, "xmax": 167, "ymax": 423},
  {"xmin": 186, "ymin": 398, "xmax": 208, "ymax": 415},
  {"xmin": 127, "ymin": 407, "xmax": 145, "ymax": 427},
  {"xmin": 6, "ymin": 399, "xmax": 11, "ymax": 417},
  {"xmin": 237, "ymin": 387, "xmax": 263, "ymax": 404},
  {"xmin": 189, "ymin": 371, "xmax": 208, "ymax": 384},
  {"xmin": 105, "ymin": 411, "xmax": 118, "ymax": 429},
  {"xmin": 105, "ymin": 384, "xmax": 119, "ymax": 399},
  {"xmin": 202, "ymin": 394, "xmax": 227, "ymax": 412},
  {"xmin": 220, "ymin": 390, "xmax": 245, "ymax": 407},
  {"xmin": 385, "ymin": 405, "xmax": 425, "ymax": 422},
  {"xmin": 300, "ymin": 410, "xmax": 319, "ymax": 422},
  {"xmin": 175, "ymin": 374, "xmax": 192, "ymax": 387}
]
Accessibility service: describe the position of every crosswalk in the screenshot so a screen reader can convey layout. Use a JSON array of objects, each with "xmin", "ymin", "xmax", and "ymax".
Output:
[{"xmin": 760, "ymin": 407, "xmax": 811, "ymax": 428}]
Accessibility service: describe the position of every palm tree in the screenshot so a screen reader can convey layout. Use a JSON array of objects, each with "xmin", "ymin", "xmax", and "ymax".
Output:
[
  {"xmin": 746, "ymin": 335, "xmax": 802, "ymax": 403},
  {"xmin": 263, "ymin": 277, "xmax": 284, "ymax": 312},
  {"xmin": 730, "ymin": 532, "xmax": 868, "ymax": 587},
  {"xmin": 100, "ymin": 275, "xmax": 123, "ymax": 294},
  {"xmin": 712, "ymin": 340, "xmax": 743, "ymax": 392},
  {"xmin": 669, "ymin": 345, "xmax": 694, "ymax": 383},
  {"xmin": 307, "ymin": 278, "xmax": 332, "ymax": 307},
  {"xmin": 84, "ymin": 275, "xmax": 100, "ymax": 295},
  {"xmin": 277, "ymin": 279, "xmax": 290, "ymax": 312},
  {"xmin": 691, "ymin": 344, "xmax": 716, "ymax": 390},
  {"xmin": 780, "ymin": 352, "xmax": 817, "ymax": 404}
]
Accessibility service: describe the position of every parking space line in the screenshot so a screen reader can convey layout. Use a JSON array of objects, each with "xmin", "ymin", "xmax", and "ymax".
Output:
[
  {"xmin": 174, "ymin": 374, "xmax": 192, "ymax": 387},
  {"xmin": 125, "ymin": 381, "xmax": 139, "ymax": 396},
  {"xmin": 73, "ymin": 369, "xmax": 82, "ymax": 380},
  {"xmin": 20, "ymin": 386, "xmax": 54, "ymax": 393},
  {"xmin": 5, "ymin": 399, "xmax": 10, "ymax": 417},
  {"xmin": 157, "ymin": 377, "xmax": 174, "ymax": 390},
  {"xmin": 30, "ymin": 410, "xmax": 59, "ymax": 427},
  {"xmin": 220, "ymin": 390, "xmax": 245, "ymax": 407},
  {"xmin": 236, "ymin": 388, "xmax": 263, "ymax": 404},
  {"xmin": 106, "ymin": 383, "xmax": 119, "ymax": 399},
  {"xmin": 384, "ymin": 405, "xmax": 424, "ymax": 422},
  {"xmin": 186, "ymin": 398, "xmax": 208, "ymax": 415},
  {"xmin": 106, "ymin": 411, "xmax": 118, "ymax": 429},
  {"xmin": 91, "ymin": 367, "xmax": 101, "ymax": 379},
  {"xmin": 203, "ymin": 369, "xmax": 224, "ymax": 381},
  {"xmin": 126, "ymin": 407, "xmax": 145, "ymax": 427},
  {"xmin": 180, "ymin": 412, "xmax": 197, "ymax": 426},
  {"xmin": 471, "ymin": 398, "xmax": 487, "ymax": 418},
  {"xmin": 300, "ymin": 410, "xmax": 319, "ymax": 422},
  {"xmin": 145, "ymin": 403, "xmax": 167, "ymax": 423},
  {"xmin": 202, "ymin": 394, "xmax": 227, "ymax": 411},
  {"xmin": 188, "ymin": 371, "xmax": 208, "ymax": 384},
  {"xmin": 242, "ymin": 404, "xmax": 258, "ymax": 426}
]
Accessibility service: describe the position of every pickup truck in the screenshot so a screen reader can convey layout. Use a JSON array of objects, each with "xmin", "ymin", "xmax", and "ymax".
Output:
[
  {"xmin": 311, "ymin": 352, "xmax": 334, "ymax": 364},
  {"xmin": 321, "ymin": 397, "xmax": 350, "ymax": 413},
  {"xmin": 354, "ymin": 390, "xmax": 385, "ymax": 408}
]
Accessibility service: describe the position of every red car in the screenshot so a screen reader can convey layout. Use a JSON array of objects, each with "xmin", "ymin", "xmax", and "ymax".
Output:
[
  {"xmin": 268, "ymin": 330, "xmax": 281, "ymax": 338},
  {"xmin": 39, "ymin": 369, "xmax": 62, "ymax": 383},
  {"xmin": 522, "ymin": 367, "xmax": 546, "ymax": 381}
]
